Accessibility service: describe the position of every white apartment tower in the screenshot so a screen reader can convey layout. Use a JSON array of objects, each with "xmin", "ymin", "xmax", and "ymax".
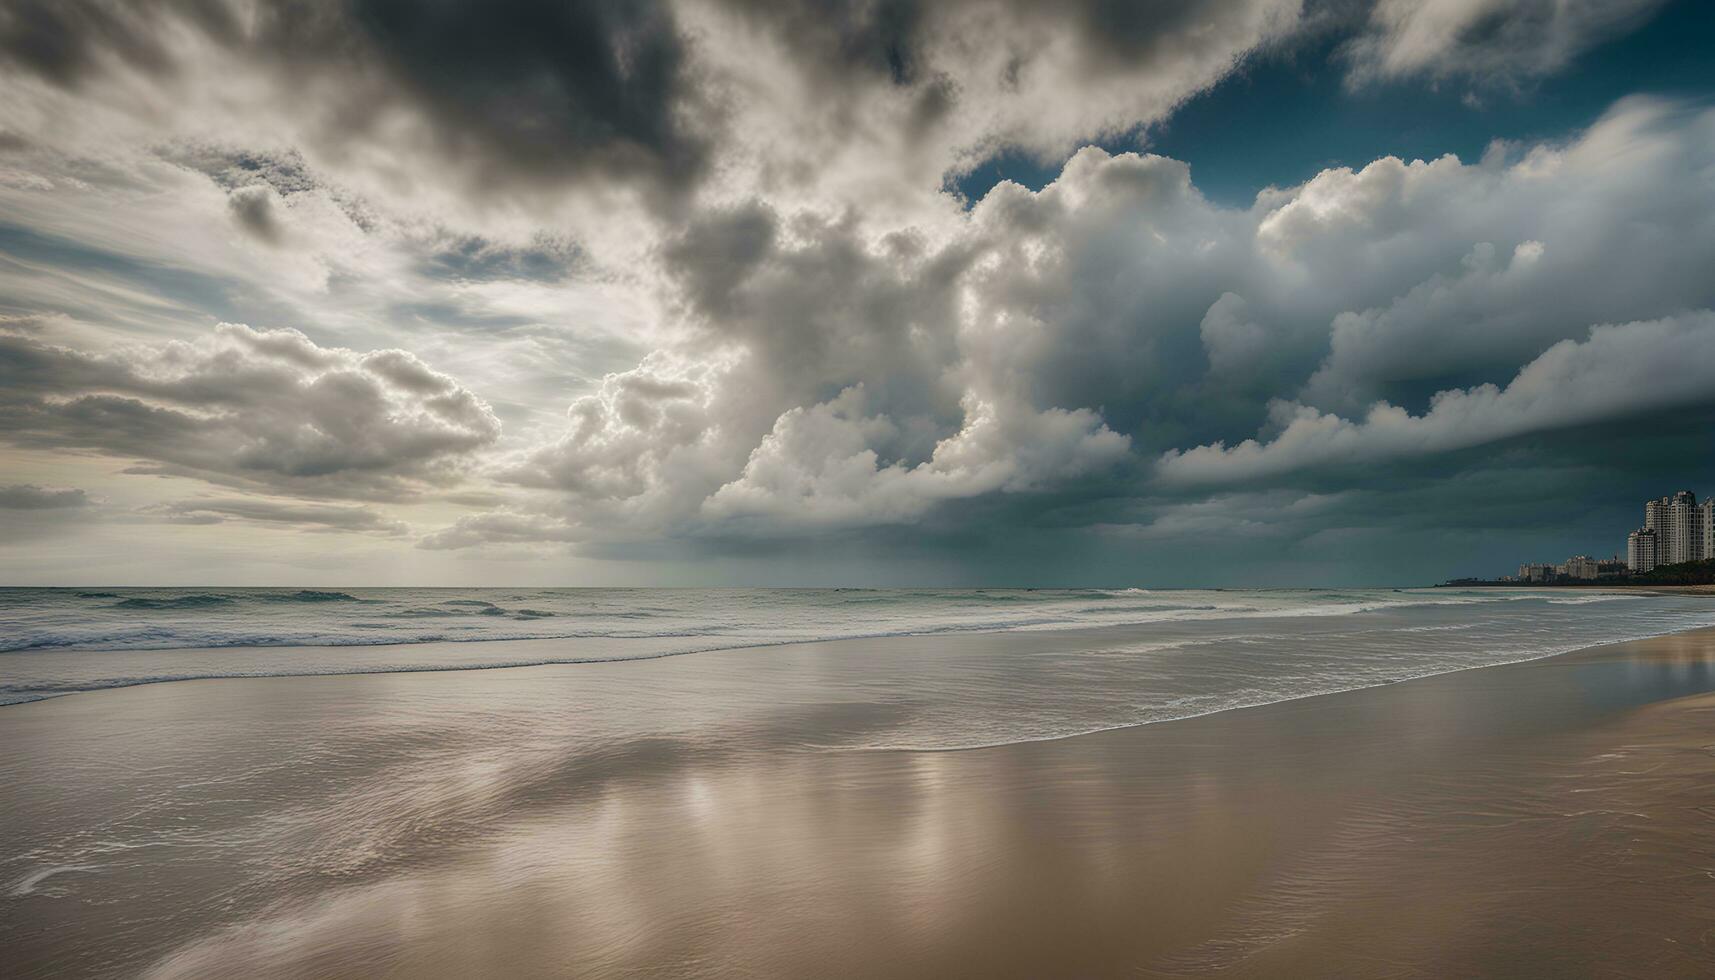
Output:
[
  {"xmin": 1627, "ymin": 528, "xmax": 1658, "ymax": 573},
  {"xmin": 1643, "ymin": 491, "xmax": 1703, "ymax": 566},
  {"xmin": 1702, "ymin": 497, "xmax": 1715, "ymax": 562}
]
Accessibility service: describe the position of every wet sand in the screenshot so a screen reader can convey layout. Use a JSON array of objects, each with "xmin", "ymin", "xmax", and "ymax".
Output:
[{"xmin": 4, "ymin": 628, "xmax": 1715, "ymax": 978}]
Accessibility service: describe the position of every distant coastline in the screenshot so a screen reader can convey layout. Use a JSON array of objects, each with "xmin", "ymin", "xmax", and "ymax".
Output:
[{"xmin": 1442, "ymin": 558, "xmax": 1715, "ymax": 590}]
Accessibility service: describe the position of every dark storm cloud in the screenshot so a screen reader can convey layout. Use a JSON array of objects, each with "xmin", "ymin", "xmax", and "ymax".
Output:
[
  {"xmin": 1159, "ymin": 312, "xmax": 1715, "ymax": 488},
  {"xmin": 717, "ymin": 0, "xmax": 930, "ymax": 85},
  {"xmin": 2, "ymin": 0, "xmax": 713, "ymax": 206},
  {"xmin": 721, "ymin": 0, "xmax": 1293, "ymax": 96},
  {"xmin": 262, "ymin": 0, "xmax": 711, "ymax": 201},
  {"xmin": 659, "ymin": 202, "xmax": 973, "ymax": 428},
  {"xmin": 2, "ymin": 0, "xmax": 1678, "ymax": 224},
  {"xmin": 1134, "ymin": 409, "xmax": 1715, "ymax": 580},
  {"xmin": 0, "ymin": 0, "xmax": 1316, "ymax": 215}
]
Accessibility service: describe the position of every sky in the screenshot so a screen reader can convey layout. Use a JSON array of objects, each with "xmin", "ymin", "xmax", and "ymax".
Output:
[{"xmin": 1, "ymin": 0, "xmax": 1713, "ymax": 587}]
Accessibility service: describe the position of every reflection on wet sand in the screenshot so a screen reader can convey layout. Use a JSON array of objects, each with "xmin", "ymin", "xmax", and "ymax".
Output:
[{"xmin": 5, "ymin": 630, "xmax": 1715, "ymax": 978}]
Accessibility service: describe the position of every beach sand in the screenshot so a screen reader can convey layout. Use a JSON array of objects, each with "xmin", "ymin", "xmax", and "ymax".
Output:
[{"xmin": 4, "ymin": 628, "xmax": 1714, "ymax": 978}]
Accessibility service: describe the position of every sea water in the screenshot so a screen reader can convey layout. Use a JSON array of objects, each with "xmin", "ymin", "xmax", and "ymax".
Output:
[{"xmin": 3, "ymin": 587, "xmax": 1713, "ymax": 748}]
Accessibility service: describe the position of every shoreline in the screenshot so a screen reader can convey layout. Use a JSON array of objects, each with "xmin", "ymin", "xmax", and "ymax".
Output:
[
  {"xmin": 3, "ymin": 617, "xmax": 1715, "ymax": 762},
  {"xmin": 869, "ymin": 620, "xmax": 1715, "ymax": 754},
  {"xmin": 6, "ymin": 626, "xmax": 1715, "ymax": 977},
  {"xmin": 5, "ymin": 586, "xmax": 1711, "ymax": 716},
  {"xmin": 1438, "ymin": 581, "xmax": 1715, "ymax": 594}
]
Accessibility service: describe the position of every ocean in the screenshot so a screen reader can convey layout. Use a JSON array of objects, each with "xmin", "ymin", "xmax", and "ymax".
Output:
[
  {"xmin": 7, "ymin": 588, "xmax": 1715, "ymax": 978},
  {"xmin": 4, "ymin": 586, "xmax": 1713, "ymax": 749}
]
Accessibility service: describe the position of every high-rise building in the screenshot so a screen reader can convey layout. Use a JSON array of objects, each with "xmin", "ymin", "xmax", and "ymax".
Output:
[
  {"xmin": 1700, "ymin": 498, "xmax": 1715, "ymax": 563},
  {"xmin": 1643, "ymin": 491, "xmax": 1701, "ymax": 566},
  {"xmin": 1628, "ymin": 528, "xmax": 1658, "ymax": 573},
  {"xmin": 1595, "ymin": 557, "xmax": 1628, "ymax": 578}
]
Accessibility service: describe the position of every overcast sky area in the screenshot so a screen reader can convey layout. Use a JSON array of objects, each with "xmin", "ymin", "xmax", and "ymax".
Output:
[{"xmin": 1, "ymin": 0, "xmax": 1713, "ymax": 587}]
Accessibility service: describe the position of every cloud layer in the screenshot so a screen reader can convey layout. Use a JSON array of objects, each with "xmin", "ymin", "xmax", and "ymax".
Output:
[
  {"xmin": 0, "ymin": 0, "xmax": 1708, "ymax": 581},
  {"xmin": 0, "ymin": 323, "xmax": 499, "ymax": 500},
  {"xmin": 1161, "ymin": 311, "xmax": 1715, "ymax": 485},
  {"xmin": 0, "ymin": 484, "xmax": 90, "ymax": 510},
  {"xmin": 1343, "ymin": 0, "xmax": 1667, "ymax": 86},
  {"xmin": 441, "ymin": 96, "xmax": 1714, "ymax": 549}
]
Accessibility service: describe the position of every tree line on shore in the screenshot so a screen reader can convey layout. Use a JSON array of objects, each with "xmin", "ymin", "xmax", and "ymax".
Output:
[{"xmin": 1443, "ymin": 559, "xmax": 1715, "ymax": 588}]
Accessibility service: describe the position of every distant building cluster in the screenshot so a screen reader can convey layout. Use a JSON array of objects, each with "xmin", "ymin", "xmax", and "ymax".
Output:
[
  {"xmin": 1627, "ymin": 490, "xmax": 1714, "ymax": 573},
  {"xmin": 1500, "ymin": 489, "xmax": 1712, "ymax": 583},
  {"xmin": 1514, "ymin": 556, "xmax": 1627, "ymax": 583}
]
